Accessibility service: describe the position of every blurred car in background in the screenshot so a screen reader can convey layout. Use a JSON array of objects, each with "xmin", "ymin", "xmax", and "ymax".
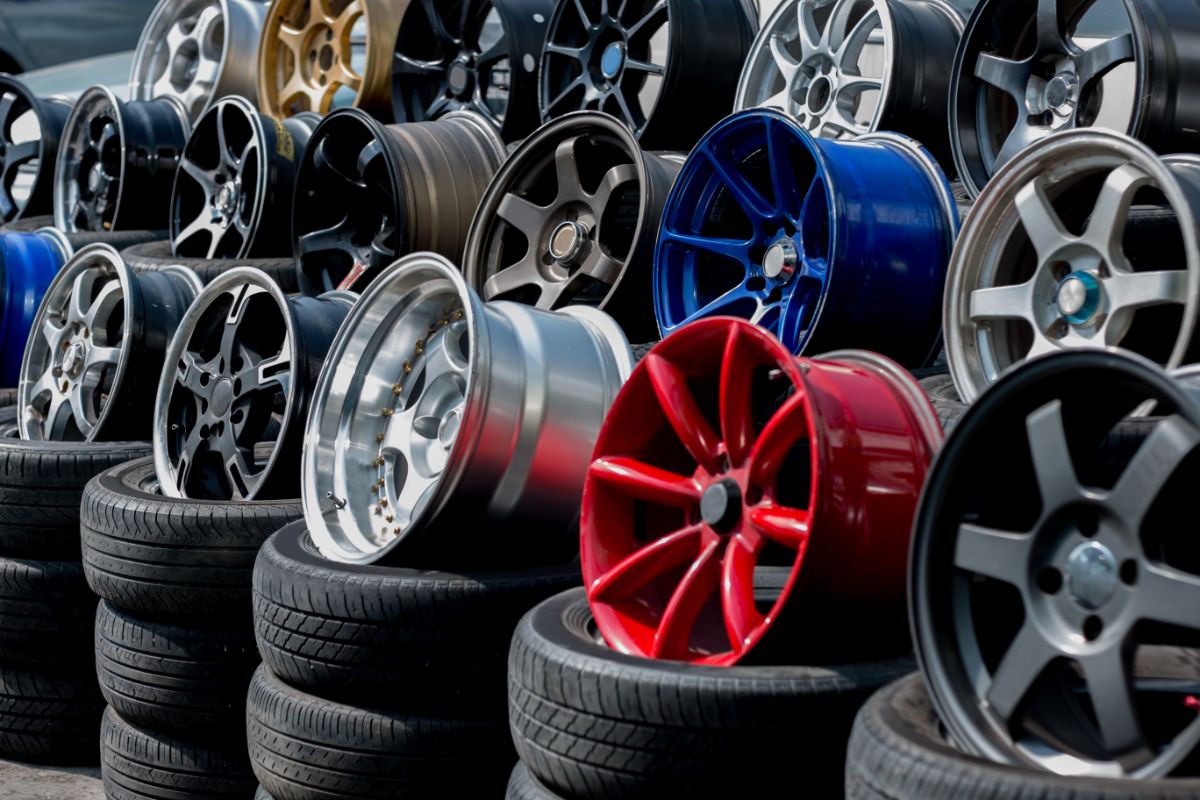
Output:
[{"xmin": 0, "ymin": 0, "xmax": 156, "ymax": 74}]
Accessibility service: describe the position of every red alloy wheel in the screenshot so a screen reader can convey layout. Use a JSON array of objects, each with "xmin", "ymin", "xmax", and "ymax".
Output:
[{"xmin": 581, "ymin": 318, "xmax": 943, "ymax": 665}]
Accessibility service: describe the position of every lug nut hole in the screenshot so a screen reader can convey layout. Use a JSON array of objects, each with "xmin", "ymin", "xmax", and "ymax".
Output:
[
  {"xmin": 1120, "ymin": 559, "xmax": 1138, "ymax": 586},
  {"xmin": 1036, "ymin": 567, "xmax": 1063, "ymax": 595},
  {"xmin": 1082, "ymin": 616, "xmax": 1103, "ymax": 642}
]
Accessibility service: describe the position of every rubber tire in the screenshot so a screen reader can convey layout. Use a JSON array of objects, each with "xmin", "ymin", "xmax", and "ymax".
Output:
[
  {"xmin": 509, "ymin": 588, "xmax": 915, "ymax": 800},
  {"xmin": 919, "ymin": 373, "xmax": 961, "ymax": 402},
  {"xmin": 246, "ymin": 664, "xmax": 514, "ymax": 799},
  {"xmin": 81, "ymin": 457, "xmax": 303, "ymax": 619},
  {"xmin": 0, "ymin": 388, "xmax": 15, "ymax": 407},
  {"xmin": 0, "ymin": 407, "xmax": 151, "ymax": 559},
  {"xmin": 0, "ymin": 663, "xmax": 104, "ymax": 765},
  {"xmin": 846, "ymin": 673, "xmax": 1200, "ymax": 799},
  {"xmin": 507, "ymin": 762, "xmax": 566, "ymax": 800},
  {"xmin": 0, "ymin": 556, "xmax": 94, "ymax": 664},
  {"xmin": 101, "ymin": 706, "xmax": 257, "ymax": 800},
  {"xmin": 95, "ymin": 600, "xmax": 260, "ymax": 737},
  {"xmin": 254, "ymin": 788, "xmax": 275, "ymax": 800},
  {"xmin": 0, "ymin": 215, "xmax": 165, "ymax": 252},
  {"xmin": 253, "ymin": 520, "xmax": 580, "ymax": 712},
  {"xmin": 120, "ymin": 240, "xmax": 299, "ymax": 293}
]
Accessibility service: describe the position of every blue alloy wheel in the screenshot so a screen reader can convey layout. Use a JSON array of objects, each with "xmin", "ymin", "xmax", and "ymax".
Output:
[
  {"xmin": 0, "ymin": 230, "xmax": 67, "ymax": 386},
  {"xmin": 653, "ymin": 108, "xmax": 959, "ymax": 366}
]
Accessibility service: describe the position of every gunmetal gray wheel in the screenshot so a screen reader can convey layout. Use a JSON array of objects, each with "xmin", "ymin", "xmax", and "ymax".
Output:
[
  {"xmin": 912, "ymin": 348, "xmax": 1200, "ymax": 778},
  {"xmin": 154, "ymin": 268, "xmax": 352, "ymax": 501},
  {"xmin": 462, "ymin": 111, "xmax": 682, "ymax": 342},
  {"xmin": 303, "ymin": 253, "xmax": 632, "ymax": 565},
  {"xmin": 171, "ymin": 97, "xmax": 318, "ymax": 259},
  {"xmin": 53, "ymin": 86, "xmax": 191, "ymax": 233},
  {"xmin": 17, "ymin": 245, "xmax": 201, "ymax": 442},
  {"xmin": 129, "ymin": 0, "xmax": 268, "ymax": 121},
  {"xmin": 733, "ymin": 0, "xmax": 963, "ymax": 169},
  {"xmin": 0, "ymin": 76, "xmax": 71, "ymax": 223},
  {"xmin": 945, "ymin": 129, "xmax": 1200, "ymax": 403}
]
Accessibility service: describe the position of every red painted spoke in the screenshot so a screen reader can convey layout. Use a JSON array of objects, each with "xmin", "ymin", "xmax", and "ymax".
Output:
[
  {"xmin": 651, "ymin": 539, "xmax": 722, "ymax": 660},
  {"xmin": 748, "ymin": 392, "xmax": 809, "ymax": 487},
  {"xmin": 589, "ymin": 456, "xmax": 701, "ymax": 507},
  {"xmin": 644, "ymin": 353, "xmax": 722, "ymax": 473},
  {"xmin": 588, "ymin": 525, "xmax": 703, "ymax": 603},
  {"xmin": 719, "ymin": 324, "xmax": 757, "ymax": 468},
  {"xmin": 747, "ymin": 504, "xmax": 811, "ymax": 550},
  {"xmin": 722, "ymin": 535, "xmax": 765, "ymax": 654}
]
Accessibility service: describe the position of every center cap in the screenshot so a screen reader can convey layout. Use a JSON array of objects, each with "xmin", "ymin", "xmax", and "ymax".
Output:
[
  {"xmin": 215, "ymin": 182, "xmax": 238, "ymax": 216},
  {"xmin": 210, "ymin": 377, "xmax": 235, "ymax": 417},
  {"xmin": 448, "ymin": 60, "xmax": 471, "ymax": 95},
  {"xmin": 600, "ymin": 41, "xmax": 626, "ymax": 80},
  {"xmin": 62, "ymin": 342, "xmax": 85, "ymax": 378},
  {"xmin": 87, "ymin": 163, "xmax": 105, "ymax": 193},
  {"xmin": 700, "ymin": 478, "xmax": 742, "ymax": 532},
  {"xmin": 1066, "ymin": 541, "xmax": 1119, "ymax": 611},
  {"xmin": 1045, "ymin": 73, "xmax": 1076, "ymax": 114},
  {"xmin": 763, "ymin": 239, "xmax": 798, "ymax": 281},
  {"xmin": 548, "ymin": 220, "xmax": 589, "ymax": 264},
  {"xmin": 1056, "ymin": 271, "xmax": 1101, "ymax": 325}
]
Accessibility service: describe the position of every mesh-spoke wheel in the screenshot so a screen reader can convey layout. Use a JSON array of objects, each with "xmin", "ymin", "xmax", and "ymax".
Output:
[
  {"xmin": 257, "ymin": 0, "xmax": 401, "ymax": 119},
  {"xmin": 292, "ymin": 109, "xmax": 504, "ymax": 295},
  {"xmin": 538, "ymin": 0, "xmax": 755, "ymax": 150},
  {"xmin": 130, "ymin": 0, "xmax": 268, "ymax": 121},
  {"xmin": 304, "ymin": 253, "xmax": 632, "ymax": 565},
  {"xmin": 154, "ymin": 268, "xmax": 352, "ymax": 501},
  {"xmin": 0, "ymin": 76, "xmax": 71, "ymax": 223},
  {"xmin": 53, "ymin": 86, "xmax": 190, "ymax": 233},
  {"xmin": 18, "ymin": 244, "xmax": 201, "ymax": 442},
  {"xmin": 912, "ymin": 349, "xmax": 1200, "ymax": 778},
  {"xmin": 391, "ymin": 0, "xmax": 554, "ymax": 142},
  {"xmin": 581, "ymin": 318, "xmax": 941, "ymax": 665},
  {"xmin": 733, "ymin": 0, "xmax": 962, "ymax": 169},
  {"xmin": 463, "ymin": 110, "xmax": 681, "ymax": 342},
  {"xmin": 950, "ymin": 0, "xmax": 1200, "ymax": 197},
  {"xmin": 0, "ymin": 229, "xmax": 71, "ymax": 386},
  {"xmin": 654, "ymin": 108, "xmax": 957, "ymax": 366},
  {"xmin": 171, "ymin": 97, "xmax": 318, "ymax": 259},
  {"xmin": 945, "ymin": 129, "xmax": 1200, "ymax": 403}
]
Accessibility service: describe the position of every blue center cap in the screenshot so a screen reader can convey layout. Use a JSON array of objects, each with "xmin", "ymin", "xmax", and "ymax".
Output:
[
  {"xmin": 1056, "ymin": 271, "xmax": 1101, "ymax": 325},
  {"xmin": 600, "ymin": 42, "xmax": 626, "ymax": 79}
]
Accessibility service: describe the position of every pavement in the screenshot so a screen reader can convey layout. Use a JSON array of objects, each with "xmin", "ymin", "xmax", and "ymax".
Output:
[{"xmin": 0, "ymin": 759, "xmax": 103, "ymax": 799}]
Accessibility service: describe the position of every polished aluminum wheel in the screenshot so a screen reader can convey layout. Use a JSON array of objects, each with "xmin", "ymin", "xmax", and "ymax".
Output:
[
  {"xmin": 0, "ymin": 76, "xmax": 71, "ymax": 223},
  {"xmin": 304, "ymin": 252, "xmax": 633, "ymax": 565},
  {"xmin": 129, "ymin": 0, "xmax": 268, "ymax": 121},
  {"xmin": 171, "ymin": 97, "xmax": 318, "ymax": 259},
  {"xmin": 18, "ymin": 245, "xmax": 201, "ymax": 442},
  {"xmin": 945, "ymin": 129, "xmax": 1200, "ymax": 403}
]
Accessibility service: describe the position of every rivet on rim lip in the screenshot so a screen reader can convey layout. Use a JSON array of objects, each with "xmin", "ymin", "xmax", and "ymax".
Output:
[
  {"xmin": 381, "ymin": 407, "xmax": 394, "ymax": 417},
  {"xmin": 392, "ymin": 384, "xmax": 403, "ymax": 396}
]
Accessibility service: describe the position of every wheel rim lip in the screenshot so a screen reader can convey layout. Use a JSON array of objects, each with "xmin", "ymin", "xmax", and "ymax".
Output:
[
  {"xmin": 303, "ymin": 252, "xmax": 487, "ymax": 564},
  {"xmin": 0, "ymin": 76, "xmax": 51, "ymax": 221},
  {"xmin": 152, "ymin": 266, "xmax": 300, "ymax": 500},
  {"xmin": 855, "ymin": 129, "xmax": 961, "ymax": 241},
  {"xmin": 53, "ymin": 85, "xmax": 126, "ymax": 233},
  {"xmin": 462, "ymin": 110, "xmax": 651, "ymax": 312},
  {"xmin": 910, "ymin": 347, "xmax": 1200, "ymax": 777},
  {"xmin": 943, "ymin": 128, "xmax": 1200, "ymax": 403},
  {"xmin": 17, "ymin": 243, "xmax": 137, "ymax": 441}
]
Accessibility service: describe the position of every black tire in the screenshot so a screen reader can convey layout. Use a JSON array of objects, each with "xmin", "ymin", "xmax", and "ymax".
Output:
[
  {"xmin": 0, "ymin": 407, "xmax": 150, "ymax": 559},
  {"xmin": 0, "ymin": 663, "xmax": 104, "ymax": 765},
  {"xmin": 120, "ymin": 240, "xmax": 299, "ymax": 293},
  {"xmin": 0, "ymin": 388, "xmax": 15, "ymax": 407},
  {"xmin": 101, "ymin": 706, "xmax": 258, "ymax": 800},
  {"xmin": 253, "ymin": 521, "xmax": 580, "ymax": 711},
  {"xmin": 510, "ymin": 588, "xmax": 914, "ymax": 800},
  {"xmin": 246, "ymin": 665, "xmax": 513, "ymax": 799},
  {"xmin": 254, "ymin": 788, "xmax": 275, "ymax": 800},
  {"xmin": 95, "ymin": 600, "xmax": 260, "ymax": 737},
  {"xmin": 507, "ymin": 762, "xmax": 565, "ymax": 800},
  {"xmin": 918, "ymin": 373, "xmax": 961, "ymax": 402},
  {"xmin": 846, "ymin": 673, "xmax": 1200, "ymax": 799},
  {"xmin": 0, "ymin": 215, "xmax": 164, "ymax": 251},
  {"xmin": 0, "ymin": 556, "xmax": 94, "ymax": 664},
  {"xmin": 81, "ymin": 457, "xmax": 302, "ymax": 619}
]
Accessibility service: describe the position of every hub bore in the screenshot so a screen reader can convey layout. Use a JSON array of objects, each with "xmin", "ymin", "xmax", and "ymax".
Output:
[
  {"xmin": 763, "ymin": 238, "xmax": 798, "ymax": 281},
  {"xmin": 548, "ymin": 219, "xmax": 589, "ymax": 264},
  {"xmin": 1056, "ymin": 271, "xmax": 1101, "ymax": 325},
  {"xmin": 700, "ymin": 478, "xmax": 742, "ymax": 532},
  {"xmin": 1066, "ymin": 540, "xmax": 1118, "ymax": 610}
]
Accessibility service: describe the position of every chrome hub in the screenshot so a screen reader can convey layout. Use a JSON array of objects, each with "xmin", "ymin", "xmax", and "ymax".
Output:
[
  {"xmin": 448, "ymin": 59, "xmax": 471, "ymax": 96},
  {"xmin": 1055, "ymin": 271, "xmax": 1101, "ymax": 325},
  {"xmin": 763, "ymin": 238, "xmax": 799, "ymax": 281},
  {"xmin": 215, "ymin": 181, "xmax": 239, "ymax": 217},
  {"xmin": 1045, "ymin": 73, "xmax": 1077, "ymax": 115},
  {"xmin": 210, "ymin": 376, "xmax": 234, "ymax": 416},
  {"xmin": 806, "ymin": 74, "xmax": 835, "ymax": 114},
  {"xmin": 548, "ymin": 220, "xmax": 590, "ymax": 264},
  {"xmin": 700, "ymin": 478, "xmax": 742, "ymax": 532},
  {"xmin": 1066, "ymin": 540, "xmax": 1118, "ymax": 611},
  {"xmin": 87, "ymin": 163, "xmax": 106, "ymax": 194},
  {"xmin": 61, "ymin": 341, "xmax": 86, "ymax": 379},
  {"xmin": 600, "ymin": 41, "xmax": 626, "ymax": 80}
]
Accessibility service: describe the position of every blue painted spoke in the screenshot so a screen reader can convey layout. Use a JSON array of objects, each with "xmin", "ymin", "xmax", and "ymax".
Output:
[
  {"xmin": 702, "ymin": 147, "xmax": 774, "ymax": 219},
  {"xmin": 661, "ymin": 229, "xmax": 752, "ymax": 263},
  {"xmin": 766, "ymin": 118, "xmax": 804, "ymax": 218},
  {"xmin": 679, "ymin": 284, "xmax": 759, "ymax": 327}
]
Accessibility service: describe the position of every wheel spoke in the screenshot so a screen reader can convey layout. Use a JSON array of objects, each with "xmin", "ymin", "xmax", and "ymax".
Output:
[
  {"xmin": 1106, "ymin": 269, "xmax": 1189, "ymax": 313},
  {"xmin": 718, "ymin": 324, "xmax": 757, "ymax": 466},
  {"xmin": 84, "ymin": 280, "xmax": 122, "ymax": 332},
  {"xmin": 591, "ymin": 163, "xmax": 638, "ymax": 209},
  {"xmin": 659, "ymin": 229, "xmax": 751, "ymax": 263},
  {"xmin": 589, "ymin": 525, "xmax": 704, "ymax": 602},
  {"xmin": 796, "ymin": 0, "xmax": 823, "ymax": 51},
  {"xmin": 746, "ymin": 504, "xmax": 810, "ymax": 549},
  {"xmin": 768, "ymin": 33, "xmax": 801, "ymax": 80},
  {"xmin": 627, "ymin": 0, "xmax": 667, "ymax": 37},
  {"xmin": 722, "ymin": 535, "xmax": 765, "ymax": 654},
  {"xmin": 545, "ymin": 75, "xmax": 587, "ymax": 112},
  {"xmin": 1034, "ymin": 0, "xmax": 1067, "ymax": 51},
  {"xmin": 986, "ymin": 621, "xmax": 1058, "ymax": 721},
  {"xmin": 1139, "ymin": 562, "xmax": 1200, "ymax": 629},
  {"xmin": 1076, "ymin": 33, "xmax": 1134, "ymax": 87},
  {"xmin": 1015, "ymin": 177, "xmax": 1070, "ymax": 262},
  {"xmin": 553, "ymin": 137, "xmax": 583, "ymax": 201},
  {"xmin": 581, "ymin": 253, "xmax": 622, "ymax": 285},
  {"xmin": 1107, "ymin": 416, "xmax": 1199, "ymax": 526},
  {"xmin": 954, "ymin": 522, "xmax": 1031, "ymax": 584},
  {"xmin": 830, "ymin": 6, "xmax": 878, "ymax": 57},
  {"xmin": 223, "ymin": 445, "xmax": 258, "ymax": 501},
  {"xmin": 1081, "ymin": 649, "xmax": 1149, "ymax": 762},
  {"xmin": 975, "ymin": 52, "xmax": 1030, "ymax": 104},
  {"xmin": 625, "ymin": 58, "xmax": 664, "ymax": 76},
  {"xmin": 1026, "ymin": 400, "xmax": 1080, "ymax": 507},
  {"xmin": 650, "ymin": 539, "xmax": 721, "ymax": 659},
  {"xmin": 3, "ymin": 139, "xmax": 37, "ymax": 170},
  {"xmin": 748, "ymin": 392, "xmax": 807, "ymax": 487},
  {"xmin": 483, "ymin": 257, "xmax": 542, "ymax": 299},
  {"xmin": 644, "ymin": 354, "xmax": 722, "ymax": 473},
  {"xmin": 704, "ymin": 148, "xmax": 773, "ymax": 218},
  {"xmin": 496, "ymin": 192, "xmax": 545, "ymax": 240},
  {"xmin": 1083, "ymin": 164, "xmax": 1150, "ymax": 256},
  {"xmin": 766, "ymin": 117, "xmax": 804, "ymax": 216},
  {"xmin": 394, "ymin": 53, "xmax": 443, "ymax": 77},
  {"xmin": 589, "ymin": 456, "xmax": 701, "ymax": 506},
  {"xmin": 968, "ymin": 281, "xmax": 1036, "ymax": 323}
]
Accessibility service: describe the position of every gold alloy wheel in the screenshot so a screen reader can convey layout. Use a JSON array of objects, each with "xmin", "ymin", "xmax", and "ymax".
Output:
[{"xmin": 256, "ymin": 0, "xmax": 402, "ymax": 119}]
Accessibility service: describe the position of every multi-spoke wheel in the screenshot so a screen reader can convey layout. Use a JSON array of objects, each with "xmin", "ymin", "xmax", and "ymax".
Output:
[
  {"xmin": 171, "ymin": 97, "xmax": 318, "ymax": 259},
  {"xmin": 292, "ymin": 109, "xmax": 504, "ymax": 295},
  {"xmin": 18, "ymin": 245, "xmax": 200, "ymax": 442},
  {"xmin": 304, "ymin": 253, "xmax": 632, "ymax": 565},
  {"xmin": 538, "ymin": 0, "xmax": 754, "ymax": 150},
  {"xmin": 912, "ymin": 348, "xmax": 1200, "ymax": 777},
  {"xmin": 950, "ymin": 0, "xmax": 1200, "ymax": 196},
  {"xmin": 53, "ymin": 86, "xmax": 190, "ymax": 233},
  {"xmin": 581, "ymin": 318, "xmax": 941, "ymax": 665},
  {"xmin": 0, "ymin": 77, "xmax": 71, "ymax": 223},
  {"xmin": 130, "ymin": 0, "xmax": 268, "ymax": 121},
  {"xmin": 734, "ymin": 0, "xmax": 963, "ymax": 170},
  {"xmin": 945, "ymin": 129, "xmax": 1200, "ymax": 403},
  {"xmin": 0, "ymin": 228, "xmax": 71, "ymax": 386},
  {"xmin": 463, "ymin": 111, "xmax": 681, "ymax": 342},
  {"xmin": 154, "ymin": 269, "xmax": 351, "ymax": 502},
  {"xmin": 654, "ymin": 108, "xmax": 957, "ymax": 366},
  {"xmin": 391, "ymin": 0, "xmax": 554, "ymax": 142},
  {"xmin": 257, "ymin": 0, "xmax": 402, "ymax": 119}
]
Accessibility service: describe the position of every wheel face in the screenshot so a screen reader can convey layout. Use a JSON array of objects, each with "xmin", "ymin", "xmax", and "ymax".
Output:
[
  {"xmin": 944, "ymin": 129, "xmax": 1200, "ymax": 403},
  {"xmin": 0, "ymin": 231, "xmax": 69, "ymax": 386},
  {"xmin": 950, "ymin": 0, "xmax": 1142, "ymax": 196},
  {"xmin": 654, "ymin": 108, "xmax": 957, "ymax": 364},
  {"xmin": 391, "ymin": 0, "xmax": 553, "ymax": 141},
  {"xmin": 912, "ymin": 349, "xmax": 1200, "ymax": 778},
  {"xmin": 0, "ymin": 77, "xmax": 69, "ymax": 223}
]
